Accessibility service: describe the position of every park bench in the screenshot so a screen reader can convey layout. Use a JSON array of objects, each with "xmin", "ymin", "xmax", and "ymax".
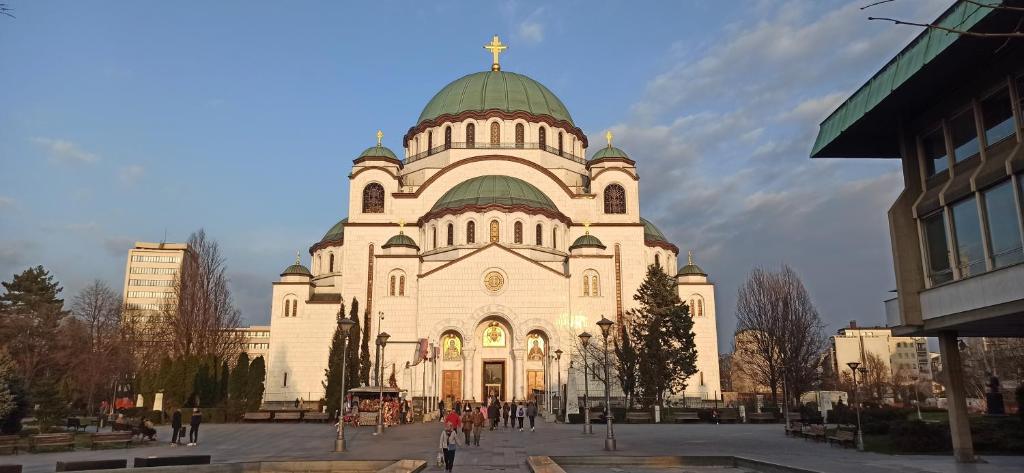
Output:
[
  {"xmin": 55, "ymin": 459, "xmax": 127, "ymax": 471},
  {"xmin": 805, "ymin": 424, "xmax": 826, "ymax": 442},
  {"xmin": 243, "ymin": 412, "xmax": 272, "ymax": 422},
  {"xmin": 0, "ymin": 435, "xmax": 19, "ymax": 454},
  {"xmin": 29, "ymin": 433, "xmax": 75, "ymax": 452},
  {"xmin": 133, "ymin": 455, "xmax": 210, "ymax": 467},
  {"xmin": 624, "ymin": 411, "xmax": 653, "ymax": 423},
  {"xmin": 827, "ymin": 426, "xmax": 856, "ymax": 448},
  {"xmin": 303, "ymin": 412, "xmax": 329, "ymax": 423},
  {"xmin": 0, "ymin": 464, "xmax": 22, "ymax": 473},
  {"xmin": 747, "ymin": 412, "xmax": 775, "ymax": 423},
  {"xmin": 274, "ymin": 412, "xmax": 302, "ymax": 422},
  {"xmin": 66, "ymin": 418, "xmax": 85, "ymax": 431},
  {"xmin": 720, "ymin": 409, "xmax": 739, "ymax": 423},
  {"xmin": 90, "ymin": 432, "xmax": 133, "ymax": 450},
  {"xmin": 670, "ymin": 411, "xmax": 700, "ymax": 423},
  {"xmin": 784, "ymin": 421, "xmax": 804, "ymax": 436},
  {"xmin": 787, "ymin": 412, "xmax": 802, "ymax": 422}
]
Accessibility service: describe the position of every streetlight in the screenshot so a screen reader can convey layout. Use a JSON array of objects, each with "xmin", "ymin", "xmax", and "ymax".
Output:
[
  {"xmin": 555, "ymin": 349, "xmax": 563, "ymax": 420},
  {"xmin": 578, "ymin": 331, "xmax": 593, "ymax": 434},
  {"xmin": 373, "ymin": 311, "xmax": 385, "ymax": 389},
  {"xmin": 334, "ymin": 312, "xmax": 357, "ymax": 452},
  {"xmin": 596, "ymin": 316, "xmax": 616, "ymax": 451},
  {"xmin": 847, "ymin": 361, "xmax": 865, "ymax": 451},
  {"xmin": 375, "ymin": 331, "xmax": 391, "ymax": 435}
]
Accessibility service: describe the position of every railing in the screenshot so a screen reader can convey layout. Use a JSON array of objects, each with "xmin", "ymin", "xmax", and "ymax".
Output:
[{"xmin": 404, "ymin": 141, "xmax": 586, "ymax": 165}]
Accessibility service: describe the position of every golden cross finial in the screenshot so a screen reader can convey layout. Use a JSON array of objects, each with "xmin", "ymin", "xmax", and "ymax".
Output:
[
  {"xmin": 605, "ymin": 130, "xmax": 613, "ymax": 148},
  {"xmin": 688, "ymin": 250, "xmax": 694, "ymax": 265},
  {"xmin": 584, "ymin": 221, "xmax": 591, "ymax": 235},
  {"xmin": 295, "ymin": 251, "xmax": 301, "ymax": 265},
  {"xmin": 398, "ymin": 220, "xmax": 405, "ymax": 234},
  {"xmin": 484, "ymin": 35, "xmax": 508, "ymax": 71},
  {"xmin": 376, "ymin": 129, "xmax": 383, "ymax": 146}
]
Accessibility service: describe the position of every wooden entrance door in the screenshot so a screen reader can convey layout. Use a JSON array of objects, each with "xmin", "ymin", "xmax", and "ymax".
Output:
[
  {"xmin": 527, "ymin": 370, "xmax": 545, "ymax": 398},
  {"xmin": 482, "ymin": 361, "xmax": 505, "ymax": 401},
  {"xmin": 442, "ymin": 370, "xmax": 462, "ymax": 405}
]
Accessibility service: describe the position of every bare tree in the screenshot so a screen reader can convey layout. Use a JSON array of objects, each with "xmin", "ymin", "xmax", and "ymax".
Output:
[
  {"xmin": 866, "ymin": 0, "xmax": 1024, "ymax": 39},
  {"xmin": 861, "ymin": 352, "xmax": 891, "ymax": 402},
  {"xmin": 68, "ymin": 280, "xmax": 131, "ymax": 413},
  {"xmin": 156, "ymin": 230, "xmax": 242, "ymax": 361}
]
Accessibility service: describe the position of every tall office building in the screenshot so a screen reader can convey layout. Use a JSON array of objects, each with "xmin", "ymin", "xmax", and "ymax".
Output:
[{"xmin": 121, "ymin": 242, "xmax": 188, "ymax": 327}]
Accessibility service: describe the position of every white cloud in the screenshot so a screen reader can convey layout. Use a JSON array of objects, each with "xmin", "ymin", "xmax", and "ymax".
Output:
[
  {"xmin": 119, "ymin": 164, "xmax": 145, "ymax": 184},
  {"xmin": 0, "ymin": 196, "xmax": 14, "ymax": 209},
  {"xmin": 517, "ymin": 20, "xmax": 544, "ymax": 44},
  {"xmin": 103, "ymin": 237, "xmax": 135, "ymax": 257},
  {"xmin": 31, "ymin": 137, "xmax": 100, "ymax": 164}
]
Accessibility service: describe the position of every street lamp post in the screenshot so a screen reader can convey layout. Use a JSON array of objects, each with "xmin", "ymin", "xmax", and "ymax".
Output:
[
  {"xmin": 579, "ymin": 332, "xmax": 593, "ymax": 434},
  {"xmin": 375, "ymin": 331, "xmax": 391, "ymax": 436},
  {"xmin": 596, "ymin": 316, "xmax": 616, "ymax": 451},
  {"xmin": 913, "ymin": 376, "xmax": 923, "ymax": 421},
  {"xmin": 373, "ymin": 311, "xmax": 385, "ymax": 390},
  {"xmin": 555, "ymin": 349, "xmax": 563, "ymax": 421},
  {"xmin": 334, "ymin": 312, "xmax": 357, "ymax": 452},
  {"xmin": 847, "ymin": 361, "xmax": 865, "ymax": 452}
]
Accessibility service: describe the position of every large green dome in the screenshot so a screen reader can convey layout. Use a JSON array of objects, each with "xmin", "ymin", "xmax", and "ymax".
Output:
[
  {"xmin": 430, "ymin": 175, "xmax": 557, "ymax": 213},
  {"xmin": 417, "ymin": 71, "xmax": 574, "ymax": 126},
  {"xmin": 640, "ymin": 218, "xmax": 668, "ymax": 243}
]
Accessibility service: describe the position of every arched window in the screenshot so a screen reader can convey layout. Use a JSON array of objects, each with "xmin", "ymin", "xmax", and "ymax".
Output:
[
  {"xmin": 535, "ymin": 223, "xmax": 543, "ymax": 246},
  {"xmin": 582, "ymin": 270, "xmax": 600, "ymax": 296},
  {"xmin": 282, "ymin": 300, "xmax": 290, "ymax": 317},
  {"xmin": 583, "ymin": 275, "xmax": 590, "ymax": 296},
  {"xmin": 316, "ymin": 254, "xmax": 322, "ymax": 273},
  {"xmin": 697, "ymin": 299, "xmax": 703, "ymax": 317},
  {"xmin": 539, "ymin": 126, "xmax": 547, "ymax": 149},
  {"xmin": 490, "ymin": 122, "xmax": 500, "ymax": 145},
  {"xmin": 432, "ymin": 226, "xmax": 437, "ymax": 249},
  {"xmin": 552, "ymin": 227, "xmax": 557, "ymax": 249},
  {"xmin": 515, "ymin": 123, "xmax": 525, "ymax": 148},
  {"xmin": 415, "ymin": 136, "xmax": 420, "ymax": 154},
  {"xmin": 514, "ymin": 222, "xmax": 523, "ymax": 244},
  {"xmin": 558, "ymin": 132, "xmax": 564, "ymax": 156},
  {"xmin": 690, "ymin": 298, "xmax": 696, "ymax": 316},
  {"xmin": 447, "ymin": 223, "xmax": 454, "ymax": 246},
  {"xmin": 444, "ymin": 126, "xmax": 452, "ymax": 149},
  {"xmin": 389, "ymin": 275, "xmax": 396, "ymax": 296},
  {"xmin": 362, "ymin": 183, "xmax": 385, "ymax": 213},
  {"xmin": 591, "ymin": 274, "xmax": 599, "ymax": 296},
  {"xmin": 604, "ymin": 184, "xmax": 626, "ymax": 214},
  {"xmin": 655, "ymin": 254, "xmax": 661, "ymax": 268},
  {"xmin": 399, "ymin": 275, "xmax": 406, "ymax": 296},
  {"xmin": 466, "ymin": 221, "xmax": 476, "ymax": 244},
  {"xmin": 427, "ymin": 131, "xmax": 433, "ymax": 153},
  {"xmin": 466, "ymin": 123, "xmax": 475, "ymax": 148},
  {"xmin": 329, "ymin": 253, "xmax": 335, "ymax": 273},
  {"xmin": 489, "ymin": 220, "xmax": 500, "ymax": 243}
]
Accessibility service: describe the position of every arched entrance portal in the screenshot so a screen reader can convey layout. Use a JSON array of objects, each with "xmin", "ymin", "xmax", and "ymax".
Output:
[{"xmin": 476, "ymin": 317, "xmax": 512, "ymax": 402}]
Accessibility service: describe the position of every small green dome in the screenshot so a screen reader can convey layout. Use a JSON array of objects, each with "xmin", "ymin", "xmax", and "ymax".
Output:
[
  {"xmin": 281, "ymin": 263, "xmax": 311, "ymax": 277},
  {"xmin": 431, "ymin": 175, "xmax": 557, "ymax": 213},
  {"xmin": 591, "ymin": 146, "xmax": 630, "ymax": 161},
  {"xmin": 678, "ymin": 263, "xmax": 706, "ymax": 276},
  {"xmin": 358, "ymin": 145, "xmax": 398, "ymax": 160},
  {"xmin": 418, "ymin": 71, "xmax": 574, "ymax": 126},
  {"xmin": 321, "ymin": 218, "xmax": 347, "ymax": 244},
  {"xmin": 569, "ymin": 233, "xmax": 606, "ymax": 251},
  {"xmin": 640, "ymin": 218, "xmax": 668, "ymax": 243},
  {"xmin": 382, "ymin": 232, "xmax": 419, "ymax": 250}
]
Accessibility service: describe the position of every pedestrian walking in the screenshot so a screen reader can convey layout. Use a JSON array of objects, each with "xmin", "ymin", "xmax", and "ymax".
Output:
[
  {"xmin": 444, "ymin": 406, "xmax": 462, "ymax": 430},
  {"xmin": 502, "ymin": 402, "xmax": 511, "ymax": 428},
  {"xmin": 527, "ymin": 401, "xmax": 538, "ymax": 431},
  {"xmin": 170, "ymin": 408, "xmax": 183, "ymax": 446},
  {"xmin": 438, "ymin": 400, "xmax": 446, "ymax": 420},
  {"xmin": 454, "ymin": 400, "xmax": 462, "ymax": 415},
  {"xmin": 487, "ymin": 401, "xmax": 500, "ymax": 430},
  {"xmin": 460, "ymin": 406, "xmax": 474, "ymax": 445},
  {"xmin": 471, "ymin": 407, "xmax": 485, "ymax": 446},
  {"xmin": 516, "ymin": 402, "xmax": 526, "ymax": 431},
  {"xmin": 187, "ymin": 408, "xmax": 202, "ymax": 446},
  {"xmin": 439, "ymin": 422, "xmax": 461, "ymax": 472}
]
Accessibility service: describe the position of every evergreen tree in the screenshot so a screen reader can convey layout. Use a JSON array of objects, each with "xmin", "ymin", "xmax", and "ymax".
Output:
[
  {"xmin": 33, "ymin": 374, "xmax": 68, "ymax": 432},
  {"xmin": 218, "ymin": 360, "xmax": 230, "ymax": 406},
  {"xmin": 357, "ymin": 301, "xmax": 371, "ymax": 385},
  {"xmin": 0, "ymin": 266, "xmax": 69, "ymax": 391},
  {"xmin": 228, "ymin": 352, "xmax": 249, "ymax": 404},
  {"xmin": 245, "ymin": 356, "xmax": 265, "ymax": 411},
  {"xmin": 613, "ymin": 320, "xmax": 638, "ymax": 408},
  {"xmin": 627, "ymin": 263, "xmax": 698, "ymax": 406},
  {"xmin": 0, "ymin": 349, "xmax": 29, "ymax": 434},
  {"xmin": 323, "ymin": 301, "xmax": 347, "ymax": 415},
  {"xmin": 346, "ymin": 299, "xmax": 361, "ymax": 389}
]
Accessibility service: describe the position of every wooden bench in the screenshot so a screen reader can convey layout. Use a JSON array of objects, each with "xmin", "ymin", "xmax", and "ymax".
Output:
[
  {"xmin": 784, "ymin": 421, "xmax": 804, "ymax": 436},
  {"xmin": 0, "ymin": 464, "xmax": 22, "ymax": 473},
  {"xmin": 29, "ymin": 433, "xmax": 75, "ymax": 452},
  {"xmin": 55, "ymin": 459, "xmax": 127, "ymax": 471},
  {"xmin": 805, "ymin": 424, "xmax": 826, "ymax": 442},
  {"xmin": 624, "ymin": 411, "xmax": 653, "ymax": 423},
  {"xmin": 242, "ymin": 412, "xmax": 272, "ymax": 422},
  {"xmin": 747, "ymin": 412, "xmax": 776, "ymax": 423},
  {"xmin": 827, "ymin": 427, "xmax": 856, "ymax": 448},
  {"xmin": 303, "ymin": 412, "xmax": 329, "ymax": 423},
  {"xmin": 0, "ymin": 435, "xmax": 18, "ymax": 454},
  {"xmin": 273, "ymin": 412, "xmax": 302, "ymax": 422},
  {"xmin": 720, "ymin": 409, "xmax": 739, "ymax": 423},
  {"xmin": 669, "ymin": 411, "xmax": 700, "ymax": 423},
  {"xmin": 90, "ymin": 432, "xmax": 133, "ymax": 450},
  {"xmin": 133, "ymin": 455, "xmax": 210, "ymax": 467}
]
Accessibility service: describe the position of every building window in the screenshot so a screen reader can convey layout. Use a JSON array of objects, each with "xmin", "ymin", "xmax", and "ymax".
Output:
[
  {"xmin": 389, "ymin": 275, "xmax": 396, "ymax": 296},
  {"xmin": 949, "ymin": 109, "xmax": 980, "ymax": 162},
  {"xmin": 399, "ymin": 275, "xmax": 406, "ymax": 296},
  {"xmin": 316, "ymin": 255, "xmax": 322, "ymax": 273},
  {"xmin": 921, "ymin": 128, "xmax": 948, "ymax": 176},
  {"xmin": 655, "ymin": 254, "xmax": 661, "ymax": 267},
  {"xmin": 292, "ymin": 300, "xmax": 298, "ymax": 317},
  {"xmin": 432, "ymin": 226, "xmax": 437, "ymax": 249},
  {"xmin": 698, "ymin": 299, "xmax": 704, "ymax": 317},
  {"xmin": 282, "ymin": 300, "xmax": 290, "ymax": 317},
  {"xmin": 535, "ymin": 223, "xmax": 543, "ymax": 246},
  {"xmin": 447, "ymin": 223, "xmax": 454, "ymax": 246},
  {"xmin": 415, "ymin": 136, "xmax": 420, "ymax": 154},
  {"xmin": 490, "ymin": 220, "xmax": 500, "ymax": 243},
  {"xmin": 923, "ymin": 211, "xmax": 953, "ymax": 285},
  {"xmin": 444, "ymin": 126, "xmax": 452, "ymax": 149},
  {"xmin": 490, "ymin": 122, "xmax": 500, "ymax": 145},
  {"xmin": 982, "ymin": 87, "xmax": 1015, "ymax": 148},
  {"xmin": 552, "ymin": 227, "xmax": 557, "ymax": 249},
  {"xmin": 329, "ymin": 253, "xmax": 335, "ymax": 273},
  {"xmin": 515, "ymin": 123, "xmax": 525, "ymax": 147},
  {"xmin": 539, "ymin": 126, "xmax": 547, "ymax": 149},
  {"xmin": 558, "ymin": 132, "xmax": 564, "ymax": 156},
  {"xmin": 582, "ymin": 270, "xmax": 600, "ymax": 297},
  {"xmin": 467, "ymin": 221, "xmax": 476, "ymax": 244},
  {"xmin": 951, "ymin": 196, "xmax": 985, "ymax": 277},
  {"xmin": 427, "ymin": 131, "xmax": 433, "ymax": 153},
  {"xmin": 583, "ymin": 275, "xmax": 590, "ymax": 296},
  {"xmin": 283, "ymin": 372, "xmax": 288, "ymax": 388},
  {"xmin": 466, "ymin": 123, "xmax": 475, "ymax": 148},
  {"xmin": 604, "ymin": 184, "xmax": 626, "ymax": 214},
  {"xmin": 362, "ymin": 183, "xmax": 385, "ymax": 213},
  {"xmin": 514, "ymin": 222, "xmax": 523, "ymax": 244},
  {"xmin": 983, "ymin": 180, "xmax": 1024, "ymax": 268}
]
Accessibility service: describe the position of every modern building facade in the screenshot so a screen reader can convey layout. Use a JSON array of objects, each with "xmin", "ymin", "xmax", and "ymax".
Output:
[
  {"xmin": 829, "ymin": 323, "xmax": 932, "ymax": 391},
  {"xmin": 121, "ymin": 242, "xmax": 188, "ymax": 327},
  {"xmin": 811, "ymin": 1, "xmax": 1024, "ymax": 461},
  {"xmin": 229, "ymin": 325, "xmax": 271, "ymax": 362},
  {"xmin": 265, "ymin": 37, "xmax": 721, "ymax": 406}
]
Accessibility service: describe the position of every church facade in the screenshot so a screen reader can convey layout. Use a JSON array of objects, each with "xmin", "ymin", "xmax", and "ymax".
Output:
[{"xmin": 265, "ymin": 37, "xmax": 721, "ymax": 405}]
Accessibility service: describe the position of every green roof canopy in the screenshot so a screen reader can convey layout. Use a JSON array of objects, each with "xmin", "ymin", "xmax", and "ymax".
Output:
[
  {"xmin": 358, "ymin": 145, "xmax": 398, "ymax": 160},
  {"xmin": 590, "ymin": 146, "xmax": 630, "ymax": 161},
  {"xmin": 640, "ymin": 218, "xmax": 668, "ymax": 243},
  {"xmin": 321, "ymin": 218, "xmax": 347, "ymax": 244},
  {"xmin": 418, "ymin": 71, "xmax": 574, "ymax": 126},
  {"xmin": 569, "ymin": 233, "xmax": 607, "ymax": 251},
  {"xmin": 382, "ymin": 233, "xmax": 419, "ymax": 250},
  {"xmin": 281, "ymin": 263, "xmax": 311, "ymax": 277},
  {"xmin": 431, "ymin": 175, "xmax": 557, "ymax": 213}
]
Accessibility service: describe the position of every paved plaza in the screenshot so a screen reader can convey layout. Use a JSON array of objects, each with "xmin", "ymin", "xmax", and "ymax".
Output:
[{"xmin": 7, "ymin": 420, "xmax": 1024, "ymax": 473}]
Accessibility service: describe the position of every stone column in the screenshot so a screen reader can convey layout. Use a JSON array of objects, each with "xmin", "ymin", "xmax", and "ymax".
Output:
[
  {"xmin": 513, "ymin": 348, "xmax": 526, "ymax": 401},
  {"xmin": 938, "ymin": 331, "xmax": 975, "ymax": 462},
  {"xmin": 463, "ymin": 348, "xmax": 476, "ymax": 402}
]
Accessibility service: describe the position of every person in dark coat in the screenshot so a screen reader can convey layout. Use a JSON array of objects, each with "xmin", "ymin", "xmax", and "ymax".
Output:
[
  {"xmin": 170, "ymin": 408, "xmax": 183, "ymax": 446},
  {"xmin": 526, "ymin": 401, "xmax": 538, "ymax": 431},
  {"xmin": 187, "ymin": 408, "xmax": 202, "ymax": 446},
  {"xmin": 487, "ymin": 401, "xmax": 500, "ymax": 430},
  {"xmin": 502, "ymin": 402, "xmax": 511, "ymax": 428}
]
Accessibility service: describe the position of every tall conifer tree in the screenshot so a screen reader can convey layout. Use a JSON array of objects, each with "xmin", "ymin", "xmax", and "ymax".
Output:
[
  {"xmin": 323, "ymin": 301, "xmax": 346, "ymax": 414},
  {"xmin": 245, "ymin": 356, "xmax": 265, "ymax": 411},
  {"xmin": 346, "ymin": 299, "xmax": 361, "ymax": 390}
]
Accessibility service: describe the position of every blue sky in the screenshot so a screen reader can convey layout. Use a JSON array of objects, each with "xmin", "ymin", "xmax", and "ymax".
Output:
[{"xmin": 0, "ymin": 1, "xmax": 950, "ymax": 350}]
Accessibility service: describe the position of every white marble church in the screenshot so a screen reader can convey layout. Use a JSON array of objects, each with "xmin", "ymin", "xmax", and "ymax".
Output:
[{"xmin": 265, "ymin": 37, "xmax": 721, "ymax": 406}]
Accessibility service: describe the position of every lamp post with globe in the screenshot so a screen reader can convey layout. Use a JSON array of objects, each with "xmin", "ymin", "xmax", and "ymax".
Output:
[
  {"xmin": 578, "ymin": 332, "xmax": 593, "ymax": 434},
  {"xmin": 554, "ymin": 348, "xmax": 563, "ymax": 420},
  {"xmin": 375, "ymin": 332, "xmax": 390, "ymax": 436},
  {"xmin": 334, "ymin": 312, "xmax": 357, "ymax": 452},
  {"xmin": 596, "ymin": 316, "xmax": 616, "ymax": 451},
  {"xmin": 847, "ymin": 361, "xmax": 867, "ymax": 451}
]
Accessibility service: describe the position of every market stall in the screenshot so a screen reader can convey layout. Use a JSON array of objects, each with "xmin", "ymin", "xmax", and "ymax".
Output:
[{"xmin": 346, "ymin": 386, "xmax": 407, "ymax": 427}]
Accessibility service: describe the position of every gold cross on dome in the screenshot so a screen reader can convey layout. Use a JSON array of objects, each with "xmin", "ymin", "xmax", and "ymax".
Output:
[
  {"xmin": 584, "ymin": 221, "xmax": 591, "ymax": 234},
  {"xmin": 398, "ymin": 220, "xmax": 405, "ymax": 234},
  {"xmin": 484, "ymin": 35, "xmax": 507, "ymax": 71},
  {"xmin": 688, "ymin": 250, "xmax": 694, "ymax": 265},
  {"xmin": 295, "ymin": 251, "xmax": 301, "ymax": 265},
  {"xmin": 376, "ymin": 129, "xmax": 383, "ymax": 146},
  {"xmin": 605, "ymin": 130, "xmax": 614, "ymax": 148}
]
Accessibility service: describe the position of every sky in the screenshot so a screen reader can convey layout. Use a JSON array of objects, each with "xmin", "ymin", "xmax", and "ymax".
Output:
[{"xmin": 0, "ymin": 0, "xmax": 952, "ymax": 351}]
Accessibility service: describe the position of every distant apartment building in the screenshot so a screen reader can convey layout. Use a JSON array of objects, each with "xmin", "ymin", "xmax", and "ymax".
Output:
[
  {"xmin": 829, "ymin": 322, "xmax": 932, "ymax": 386},
  {"xmin": 229, "ymin": 325, "xmax": 272, "ymax": 362},
  {"xmin": 121, "ymin": 242, "xmax": 188, "ymax": 327},
  {"xmin": 729, "ymin": 330, "xmax": 772, "ymax": 394}
]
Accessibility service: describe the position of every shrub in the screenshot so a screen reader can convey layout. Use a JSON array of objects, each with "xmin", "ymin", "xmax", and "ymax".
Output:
[{"xmin": 889, "ymin": 420, "xmax": 951, "ymax": 453}]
